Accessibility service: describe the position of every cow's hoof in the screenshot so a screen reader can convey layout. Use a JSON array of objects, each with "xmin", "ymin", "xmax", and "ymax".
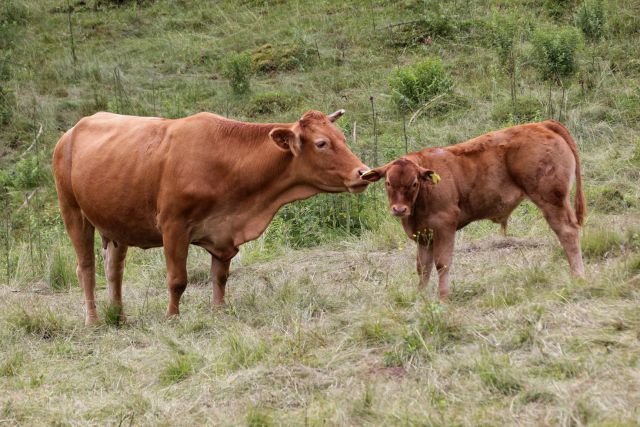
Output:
[{"xmin": 84, "ymin": 315, "xmax": 99, "ymax": 327}]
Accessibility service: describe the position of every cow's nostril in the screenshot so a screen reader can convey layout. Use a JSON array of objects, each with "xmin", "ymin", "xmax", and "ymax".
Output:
[{"xmin": 357, "ymin": 167, "xmax": 370, "ymax": 177}]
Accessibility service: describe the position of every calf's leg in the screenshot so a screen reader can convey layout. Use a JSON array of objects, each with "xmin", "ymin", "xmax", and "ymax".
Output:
[
  {"xmin": 416, "ymin": 242, "xmax": 434, "ymax": 290},
  {"xmin": 103, "ymin": 239, "xmax": 129, "ymax": 320},
  {"xmin": 531, "ymin": 196, "xmax": 585, "ymax": 277},
  {"xmin": 211, "ymin": 256, "xmax": 231, "ymax": 308},
  {"xmin": 162, "ymin": 225, "xmax": 190, "ymax": 318},
  {"xmin": 432, "ymin": 227, "xmax": 456, "ymax": 299},
  {"xmin": 60, "ymin": 205, "xmax": 97, "ymax": 325}
]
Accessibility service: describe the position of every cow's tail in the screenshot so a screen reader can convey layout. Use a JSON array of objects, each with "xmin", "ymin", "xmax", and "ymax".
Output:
[{"xmin": 545, "ymin": 120, "xmax": 586, "ymax": 226}]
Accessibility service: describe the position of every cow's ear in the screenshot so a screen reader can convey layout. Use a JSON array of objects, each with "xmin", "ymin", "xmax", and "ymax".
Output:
[
  {"xmin": 419, "ymin": 167, "xmax": 441, "ymax": 184},
  {"xmin": 269, "ymin": 127, "xmax": 301, "ymax": 155},
  {"xmin": 360, "ymin": 164, "xmax": 389, "ymax": 182},
  {"xmin": 327, "ymin": 109, "xmax": 345, "ymax": 122}
]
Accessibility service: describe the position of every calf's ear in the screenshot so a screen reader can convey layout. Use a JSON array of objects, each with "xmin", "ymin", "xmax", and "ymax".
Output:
[
  {"xmin": 419, "ymin": 167, "xmax": 441, "ymax": 184},
  {"xmin": 360, "ymin": 164, "xmax": 390, "ymax": 182},
  {"xmin": 269, "ymin": 127, "xmax": 301, "ymax": 156}
]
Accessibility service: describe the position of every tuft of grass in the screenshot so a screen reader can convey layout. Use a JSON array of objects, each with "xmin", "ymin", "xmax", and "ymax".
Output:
[
  {"xmin": 537, "ymin": 357, "xmax": 583, "ymax": 380},
  {"xmin": 159, "ymin": 353, "xmax": 201, "ymax": 386},
  {"xmin": 491, "ymin": 96, "xmax": 544, "ymax": 124},
  {"xmin": 475, "ymin": 354, "xmax": 523, "ymax": 395},
  {"xmin": 358, "ymin": 320, "xmax": 393, "ymax": 346},
  {"xmin": 581, "ymin": 228, "xmax": 623, "ymax": 259},
  {"xmin": 6, "ymin": 307, "xmax": 69, "ymax": 340},
  {"xmin": 245, "ymin": 406, "xmax": 273, "ymax": 427},
  {"xmin": 102, "ymin": 303, "xmax": 125, "ymax": 327},
  {"xmin": 0, "ymin": 352, "xmax": 23, "ymax": 377},
  {"xmin": 250, "ymin": 41, "xmax": 315, "ymax": 74},
  {"xmin": 221, "ymin": 332, "xmax": 269, "ymax": 372},
  {"xmin": 46, "ymin": 246, "xmax": 77, "ymax": 291},
  {"xmin": 245, "ymin": 91, "xmax": 298, "ymax": 117}
]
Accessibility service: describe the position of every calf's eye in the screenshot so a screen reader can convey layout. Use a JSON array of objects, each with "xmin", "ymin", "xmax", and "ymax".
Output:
[
  {"xmin": 315, "ymin": 140, "xmax": 328, "ymax": 149},
  {"xmin": 412, "ymin": 182, "xmax": 418, "ymax": 188}
]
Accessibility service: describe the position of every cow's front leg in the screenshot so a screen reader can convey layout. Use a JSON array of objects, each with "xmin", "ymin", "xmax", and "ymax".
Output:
[
  {"xmin": 211, "ymin": 256, "xmax": 231, "ymax": 308},
  {"xmin": 416, "ymin": 241, "xmax": 434, "ymax": 290},
  {"xmin": 432, "ymin": 227, "xmax": 456, "ymax": 299},
  {"xmin": 163, "ymin": 224, "xmax": 190, "ymax": 318}
]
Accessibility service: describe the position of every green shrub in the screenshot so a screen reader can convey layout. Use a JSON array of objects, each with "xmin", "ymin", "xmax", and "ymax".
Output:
[
  {"xmin": 223, "ymin": 52, "xmax": 252, "ymax": 95},
  {"xmin": 8, "ymin": 156, "xmax": 49, "ymax": 191},
  {"xmin": 389, "ymin": 58, "xmax": 453, "ymax": 112},
  {"xmin": 575, "ymin": 0, "xmax": 607, "ymax": 42},
  {"xmin": 251, "ymin": 42, "xmax": 315, "ymax": 74},
  {"xmin": 245, "ymin": 91, "xmax": 297, "ymax": 117},
  {"xmin": 532, "ymin": 27, "xmax": 582, "ymax": 84}
]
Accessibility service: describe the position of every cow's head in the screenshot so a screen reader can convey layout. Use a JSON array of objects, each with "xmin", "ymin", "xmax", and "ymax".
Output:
[
  {"xmin": 269, "ymin": 110, "xmax": 370, "ymax": 193},
  {"xmin": 361, "ymin": 158, "xmax": 439, "ymax": 217}
]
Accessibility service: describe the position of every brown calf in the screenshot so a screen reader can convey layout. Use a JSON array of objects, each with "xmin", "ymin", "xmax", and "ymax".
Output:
[
  {"xmin": 53, "ymin": 109, "xmax": 369, "ymax": 325},
  {"xmin": 362, "ymin": 120, "xmax": 586, "ymax": 298}
]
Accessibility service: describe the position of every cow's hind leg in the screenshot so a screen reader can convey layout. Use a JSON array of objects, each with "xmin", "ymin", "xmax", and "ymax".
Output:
[
  {"xmin": 102, "ymin": 238, "xmax": 129, "ymax": 321},
  {"xmin": 530, "ymin": 194, "xmax": 585, "ymax": 278},
  {"xmin": 60, "ymin": 205, "xmax": 97, "ymax": 325}
]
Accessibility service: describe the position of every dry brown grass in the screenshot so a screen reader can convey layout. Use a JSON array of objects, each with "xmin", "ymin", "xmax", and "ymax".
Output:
[{"xmin": 1, "ymin": 214, "xmax": 638, "ymax": 426}]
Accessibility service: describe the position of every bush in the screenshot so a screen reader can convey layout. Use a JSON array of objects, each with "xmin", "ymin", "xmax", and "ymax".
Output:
[
  {"xmin": 245, "ymin": 91, "xmax": 297, "ymax": 117},
  {"xmin": 389, "ymin": 58, "xmax": 453, "ymax": 112},
  {"xmin": 251, "ymin": 42, "xmax": 315, "ymax": 74},
  {"xmin": 532, "ymin": 27, "xmax": 581, "ymax": 84},
  {"xmin": 223, "ymin": 52, "xmax": 252, "ymax": 95},
  {"xmin": 575, "ymin": 0, "xmax": 606, "ymax": 42}
]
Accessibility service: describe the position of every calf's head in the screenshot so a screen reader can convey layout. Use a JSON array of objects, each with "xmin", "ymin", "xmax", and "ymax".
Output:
[
  {"xmin": 361, "ymin": 159, "xmax": 439, "ymax": 217},
  {"xmin": 269, "ymin": 110, "xmax": 370, "ymax": 193}
]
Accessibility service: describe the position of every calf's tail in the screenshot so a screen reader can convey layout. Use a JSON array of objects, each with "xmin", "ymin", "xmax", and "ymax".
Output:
[{"xmin": 544, "ymin": 120, "xmax": 586, "ymax": 226}]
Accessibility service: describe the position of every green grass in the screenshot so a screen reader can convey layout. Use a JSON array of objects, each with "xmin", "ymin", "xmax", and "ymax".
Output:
[{"xmin": 0, "ymin": 0, "xmax": 639, "ymax": 424}]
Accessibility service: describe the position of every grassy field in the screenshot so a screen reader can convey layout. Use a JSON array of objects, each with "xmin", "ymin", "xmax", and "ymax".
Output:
[{"xmin": 1, "ymin": 0, "xmax": 639, "ymax": 425}]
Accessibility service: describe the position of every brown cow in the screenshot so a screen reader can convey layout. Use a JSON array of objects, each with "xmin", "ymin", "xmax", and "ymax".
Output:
[
  {"xmin": 362, "ymin": 120, "xmax": 586, "ymax": 298},
  {"xmin": 53, "ymin": 109, "xmax": 370, "ymax": 325}
]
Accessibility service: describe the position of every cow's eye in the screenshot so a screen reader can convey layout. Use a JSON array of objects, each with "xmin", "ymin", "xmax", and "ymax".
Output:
[
  {"xmin": 315, "ymin": 140, "xmax": 328, "ymax": 149},
  {"xmin": 412, "ymin": 181, "xmax": 418, "ymax": 188}
]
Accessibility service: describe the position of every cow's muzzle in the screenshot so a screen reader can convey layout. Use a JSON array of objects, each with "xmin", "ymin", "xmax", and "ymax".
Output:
[{"xmin": 346, "ymin": 167, "xmax": 371, "ymax": 194}]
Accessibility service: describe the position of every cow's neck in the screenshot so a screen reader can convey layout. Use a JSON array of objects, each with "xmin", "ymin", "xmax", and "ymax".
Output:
[
  {"xmin": 220, "ymin": 130, "xmax": 320, "ymax": 248},
  {"xmin": 400, "ymin": 186, "xmax": 431, "ymax": 241}
]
